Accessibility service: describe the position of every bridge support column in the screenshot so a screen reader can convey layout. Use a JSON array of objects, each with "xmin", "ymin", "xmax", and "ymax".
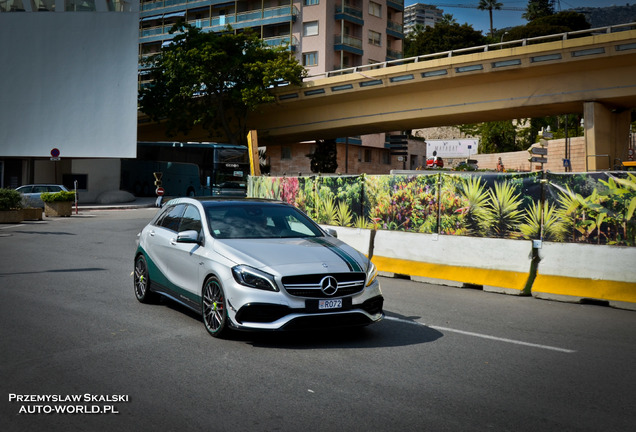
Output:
[{"xmin": 583, "ymin": 102, "xmax": 631, "ymax": 171}]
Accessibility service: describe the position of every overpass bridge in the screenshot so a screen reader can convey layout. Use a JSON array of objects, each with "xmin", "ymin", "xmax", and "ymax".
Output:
[{"xmin": 139, "ymin": 24, "xmax": 636, "ymax": 171}]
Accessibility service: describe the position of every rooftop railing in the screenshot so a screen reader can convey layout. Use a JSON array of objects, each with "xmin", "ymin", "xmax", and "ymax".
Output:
[{"xmin": 312, "ymin": 22, "xmax": 636, "ymax": 79}]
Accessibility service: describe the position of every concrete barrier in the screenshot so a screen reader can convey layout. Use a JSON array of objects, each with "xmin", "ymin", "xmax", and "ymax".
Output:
[
  {"xmin": 324, "ymin": 226, "xmax": 636, "ymax": 310},
  {"xmin": 532, "ymin": 242, "xmax": 636, "ymax": 310},
  {"xmin": 325, "ymin": 226, "xmax": 533, "ymax": 295}
]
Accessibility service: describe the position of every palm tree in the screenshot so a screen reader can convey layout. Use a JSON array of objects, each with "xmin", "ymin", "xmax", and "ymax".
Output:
[{"xmin": 478, "ymin": 0, "xmax": 503, "ymax": 37}]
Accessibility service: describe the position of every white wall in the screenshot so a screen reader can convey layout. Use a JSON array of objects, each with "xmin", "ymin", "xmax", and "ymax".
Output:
[{"xmin": 0, "ymin": 11, "xmax": 139, "ymax": 158}]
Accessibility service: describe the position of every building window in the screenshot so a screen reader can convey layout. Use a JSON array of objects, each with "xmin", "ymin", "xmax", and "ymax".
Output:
[
  {"xmin": 303, "ymin": 52, "xmax": 318, "ymax": 67},
  {"xmin": 368, "ymin": 30, "xmax": 381, "ymax": 46},
  {"xmin": 304, "ymin": 0, "xmax": 319, "ymax": 5},
  {"xmin": 382, "ymin": 151, "xmax": 391, "ymax": 164},
  {"xmin": 369, "ymin": 1, "xmax": 382, "ymax": 18},
  {"xmin": 303, "ymin": 21, "xmax": 319, "ymax": 37},
  {"xmin": 281, "ymin": 146, "xmax": 292, "ymax": 160},
  {"xmin": 364, "ymin": 149, "xmax": 372, "ymax": 163}
]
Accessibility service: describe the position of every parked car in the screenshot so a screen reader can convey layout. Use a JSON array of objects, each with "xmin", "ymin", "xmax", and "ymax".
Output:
[
  {"xmin": 16, "ymin": 184, "xmax": 69, "ymax": 208},
  {"xmin": 455, "ymin": 159, "xmax": 478, "ymax": 171},
  {"xmin": 134, "ymin": 198, "xmax": 384, "ymax": 337},
  {"xmin": 426, "ymin": 156, "xmax": 444, "ymax": 168}
]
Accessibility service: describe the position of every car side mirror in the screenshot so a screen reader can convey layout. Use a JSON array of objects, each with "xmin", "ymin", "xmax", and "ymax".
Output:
[
  {"xmin": 176, "ymin": 230, "xmax": 201, "ymax": 244},
  {"xmin": 325, "ymin": 228, "xmax": 338, "ymax": 238}
]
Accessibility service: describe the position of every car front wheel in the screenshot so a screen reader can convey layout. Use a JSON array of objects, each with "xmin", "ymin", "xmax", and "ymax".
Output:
[
  {"xmin": 134, "ymin": 254, "xmax": 157, "ymax": 303},
  {"xmin": 202, "ymin": 276, "xmax": 228, "ymax": 338}
]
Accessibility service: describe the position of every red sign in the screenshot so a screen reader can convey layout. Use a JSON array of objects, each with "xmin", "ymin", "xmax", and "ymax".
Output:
[
  {"xmin": 156, "ymin": 187, "xmax": 165, "ymax": 196},
  {"xmin": 50, "ymin": 148, "xmax": 60, "ymax": 158}
]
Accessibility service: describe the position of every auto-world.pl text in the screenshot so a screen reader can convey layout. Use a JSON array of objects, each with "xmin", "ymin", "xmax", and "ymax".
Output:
[{"xmin": 9, "ymin": 394, "xmax": 129, "ymax": 415}]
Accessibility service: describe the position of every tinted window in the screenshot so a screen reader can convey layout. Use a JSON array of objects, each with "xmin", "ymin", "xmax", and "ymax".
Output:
[
  {"xmin": 17, "ymin": 186, "xmax": 33, "ymax": 193},
  {"xmin": 157, "ymin": 204, "xmax": 186, "ymax": 232},
  {"xmin": 179, "ymin": 205, "xmax": 202, "ymax": 234},
  {"xmin": 205, "ymin": 204, "xmax": 323, "ymax": 239}
]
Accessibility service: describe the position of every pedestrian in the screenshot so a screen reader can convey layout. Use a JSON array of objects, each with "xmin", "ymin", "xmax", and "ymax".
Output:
[{"xmin": 496, "ymin": 157, "xmax": 504, "ymax": 172}]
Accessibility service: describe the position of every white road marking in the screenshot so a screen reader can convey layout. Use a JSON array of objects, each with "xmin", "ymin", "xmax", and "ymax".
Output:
[{"xmin": 385, "ymin": 316, "xmax": 576, "ymax": 353}]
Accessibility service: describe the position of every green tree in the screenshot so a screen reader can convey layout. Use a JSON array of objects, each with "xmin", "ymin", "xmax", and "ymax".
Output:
[
  {"xmin": 523, "ymin": 0, "xmax": 555, "ymax": 22},
  {"xmin": 440, "ymin": 13, "xmax": 458, "ymax": 25},
  {"xmin": 404, "ymin": 21, "xmax": 487, "ymax": 57},
  {"xmin": 139, "ymin": 24, "xmax": 306, "ymax": 145},
  {"xmin": 478, "ymin": 0, "xmax": 503, "ymax": 37},
  {"xmin": 506, "ymin": 11, "xmax": 589, "ymax": 40},
  {"xmin": 459, "ymin": 120, "xmax": 520, "ymax": 154}
]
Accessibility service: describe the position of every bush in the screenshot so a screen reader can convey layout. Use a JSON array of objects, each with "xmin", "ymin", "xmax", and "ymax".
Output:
[
  {"xmin": 41, "ymin": 191, "xmax": 75, "ymax": 203},
  {"xmin": 0, "ymin": 188, "xmax": 23, "ymax": 211}
]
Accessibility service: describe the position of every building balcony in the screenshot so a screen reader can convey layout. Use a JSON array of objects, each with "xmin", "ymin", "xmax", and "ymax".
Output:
[
  {"xmin": 386, "ymin": 0, "xmax": 404, "ymax": 12},
  {"xmin": 263, "ymin": 35, "xmax": 298, "ymax": 51},
  {"xmin": 334, "ymin": 34, "xmax": 363, "ymax": 55},
  {"xmin": 140, "ymin": 5, "xmax": 298, "ymax": 41},
  {"xmin": 335, "ymin": 4, "xmax": 364, "ymax": 26},
  {"xmin": 141, "ymin": 0, "xmax": 226, "ymax": 14},
  {"xmin": 386, "ymin": 48, "xmax": 402, "ymax": 60},
  {"xmin": 386, "ymin": 20, "xmax": 403, "ymax": 39}
]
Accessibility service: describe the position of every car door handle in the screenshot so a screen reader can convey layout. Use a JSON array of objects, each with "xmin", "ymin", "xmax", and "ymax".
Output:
[
  {"xmin": 170, "ymin": 238, "xmax": 177, "ymax": 245},
  {"xmin": 149, "ymin": 230, "xmax": 155, "ymax": 237}
]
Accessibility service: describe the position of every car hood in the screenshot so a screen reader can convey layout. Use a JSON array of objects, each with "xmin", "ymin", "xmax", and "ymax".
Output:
[{"xmin": 212, "ymin": 236, "xmax": 369, "ymax": 275}]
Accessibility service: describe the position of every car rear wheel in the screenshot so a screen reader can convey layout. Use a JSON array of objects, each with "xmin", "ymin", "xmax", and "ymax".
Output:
[
  {"xmin": 134, "ymin": 255, "xmax": 158, "ymax": 303},
  {"xmin": 202, "ymin": 276, "xmax": 228, "ymax": 338}
]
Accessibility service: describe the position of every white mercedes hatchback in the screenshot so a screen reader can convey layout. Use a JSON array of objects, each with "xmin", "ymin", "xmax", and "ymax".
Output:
[{"xmin": 134, "ymin": 198, "xmax": 383, "ymax": 337}]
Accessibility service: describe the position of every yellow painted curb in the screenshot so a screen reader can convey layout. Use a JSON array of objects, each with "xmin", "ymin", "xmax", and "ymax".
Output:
[
  {"xmin": 533, "ymin": 274, "xmax": 636, "ymax": 304},
  {"xmin": 372, "ymin": 255, "xmax": 528, "ymax": 292}
]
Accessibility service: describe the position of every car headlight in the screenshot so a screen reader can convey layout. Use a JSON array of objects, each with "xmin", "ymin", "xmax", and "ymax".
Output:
[
  {"xmin": 232, "ymin": 265, "xmax": 278, "ymax": 292},
  {"xmin": 365, "ymin": 261, "xmax": 378, "ymax": 287}
]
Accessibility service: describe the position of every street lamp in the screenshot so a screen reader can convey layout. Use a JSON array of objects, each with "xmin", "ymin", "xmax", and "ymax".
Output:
[{"xmin": 500, "ymin": 31, "xmax": 509, "ymax": 43}]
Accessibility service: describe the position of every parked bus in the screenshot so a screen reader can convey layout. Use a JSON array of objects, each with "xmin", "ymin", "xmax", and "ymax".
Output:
[{"xmin": 121, "ymin": 142, "xmax": 249, "ymax": 197}]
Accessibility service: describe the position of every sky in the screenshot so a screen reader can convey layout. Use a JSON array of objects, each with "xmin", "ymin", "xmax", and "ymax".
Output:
[{"xmin": 404, "ymin": 1, "xmax": 633, "ymax": 34}]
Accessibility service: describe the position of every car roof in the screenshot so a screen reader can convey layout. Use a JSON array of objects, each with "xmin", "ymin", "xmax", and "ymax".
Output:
[
  {"xmin": 164, "ymin": 197, "xmax": 287, "ymax": 207},
  {"xmin": 18, "ymin": 184, "xmax": 66, "ymax": 187}
]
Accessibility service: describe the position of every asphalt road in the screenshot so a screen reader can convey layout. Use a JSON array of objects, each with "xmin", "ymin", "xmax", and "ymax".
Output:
[{"xmin": 1, "ymin": 209, "xmax": 635, "ymax": 431}]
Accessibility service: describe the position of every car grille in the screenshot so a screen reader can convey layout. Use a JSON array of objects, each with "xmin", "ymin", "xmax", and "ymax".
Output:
[{"xmin": 282, "ymin": 272, "xmax": 366, "ymax": 298}]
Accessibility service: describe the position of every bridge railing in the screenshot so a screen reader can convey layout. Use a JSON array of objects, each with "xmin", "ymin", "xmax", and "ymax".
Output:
[{"xmin": 310, "ymin": 22, "xmax": 636, "ymax": 80}]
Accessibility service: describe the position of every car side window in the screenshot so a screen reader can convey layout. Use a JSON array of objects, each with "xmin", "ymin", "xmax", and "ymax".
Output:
[
  {"xmin": 179, "ymin": 205, "xmax": 202, "ymax": 234},
  {"xmin": 34, "ymin": 186, "xmax": 48, "ymax": 193},
  {"xmin": 157, "ymin": 204, "xmax": 186, "ymax": 232}
]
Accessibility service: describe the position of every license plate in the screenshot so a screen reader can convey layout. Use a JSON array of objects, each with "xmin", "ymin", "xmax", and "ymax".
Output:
[{"xmin": 318, "ymin": 299, "xmax": 342, "ymax": 310}]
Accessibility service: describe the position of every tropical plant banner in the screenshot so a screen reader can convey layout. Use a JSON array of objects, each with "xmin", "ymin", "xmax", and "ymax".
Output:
[
  {"xmin": 248, "ymin": 171, "xmax": 636, "ymax": 246},
  {"xmin": 545, "ymin": 172, "xmax": 636, "ymax": 246}
]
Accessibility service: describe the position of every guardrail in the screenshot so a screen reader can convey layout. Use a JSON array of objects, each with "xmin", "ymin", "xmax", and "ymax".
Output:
[{"xmin": 308, "ymin": 22, "xmax": 636, "ymax": 79}]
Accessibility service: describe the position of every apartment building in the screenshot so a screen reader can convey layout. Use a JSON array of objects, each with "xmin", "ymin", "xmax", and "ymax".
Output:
[
  {"xmin": 403, "ymin": 2, "xmax": 443, "ymax": 35},
  {"xmin": 139, "ymin": 0, "xmax": 404, "ymax": 79},
  {"xmin": 138, "ymin": 0, "xmax": 407, "ymax": 175}
]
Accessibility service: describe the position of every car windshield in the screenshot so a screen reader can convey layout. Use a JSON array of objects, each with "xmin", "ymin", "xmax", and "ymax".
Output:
[{"xmin": 205, "ymin": 204, "xmax": 324, "ymax": 239}]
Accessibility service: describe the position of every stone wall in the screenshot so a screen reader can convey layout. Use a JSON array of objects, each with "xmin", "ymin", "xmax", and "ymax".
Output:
[{"xmin": 471, "ymin": 137, "xmax": 586, "ymax": 172}]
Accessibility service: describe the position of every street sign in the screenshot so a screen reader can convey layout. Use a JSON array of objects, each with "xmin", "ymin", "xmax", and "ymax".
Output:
[
  {"xmin": 387, "ymin": 134, "xmax": 408, "ymax": 154},
  {"xmin": 529, "ymin": 147, "xmax": 548, "ymax": 155},
  {"xmin": 156, "ymin": 187, "xmax": 165, "ymax": 196},
  {"xmin": 529, "ymin": 156, "xmax": 548, "ymax": 164},
  {"xmin": 50, "ymin": 148, "xmax": 61, "ymax": 161}
]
